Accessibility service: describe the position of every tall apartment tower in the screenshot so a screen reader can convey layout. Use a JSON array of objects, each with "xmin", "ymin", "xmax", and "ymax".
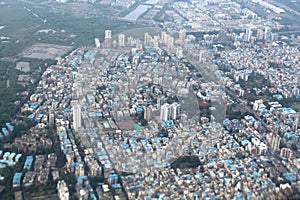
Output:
[
  {"xmin": 199, "ymin": 50, "xmax": 205, "ymax": 63},
  {"xmin": 144, "ymin": 32, "xmax": 152, "ymax": 46},
  {"xmin": 264, "ymin": 27, "xmax": 272, "ymax": 41},
  {"xmin": 71, "ymin": 100, "xmax": 81, "ymax": 131},
  {"xmin": 160, "ymin": 103, "xmax": 181, "ymax": 121},
  {"xmin": 144, "ymin": 105, "xmax": 153, "ymax": 121},
  {"xmin": 160, "ymin": 103, "xmax": 171, "ymax": 122},
  {"xmin": 256, "ymin": 29, "xmax": 264, "ymax": 40},
  {"xmin": 95, "ymin": 38, "xmax": 101, "ymax": 48},
  {"xmin": 161, "ymin": 31, "xmax": 168, "ymax": 45},
  {"xmin": 57, "ymin": 180, "xmax": 69, "ymax": 200},
  {"xmin": 118, "ymin": 34, "xmax": 125, "ymax": 47},
  {"xmin": 271, "ymin": 134, "xmax": 281, "ymax": 150},
  {"xmin": 280, "ymin": 148, "xmax": 293, "ymax": 159},
  {"xmin": 245, "ymin": 27, "xmax": 252, "ymax": 42},
  {"xmin": 104, "ymin": 30, "xmax": 112, "ymax": 48},
  {"xmin": 179, "ymin": 29, "xmax": 186, "ymax": 44},
  {"xmin": 171, "ymin": 102, "xmax": 181, "ymax": 120},
  {"xmin": 105, "ymin": 30, "xmax": 112, "ymax": 39},
  {"xmin": 153, "ymin": 35, "xmax": 160, "ymax": 49},
  {"xmin": 293, "ymin": 114, "xmax": 299, "ymax": 130},
  {"xmin": 176, "ymin": 46, "xmax": 183, "ymax": 58},
  {"xmin": 167, "ymin": 36, "xmax": 174, "ymax": 51},
  {"xmin": 49, "ymin": 110, "xmax": 55, "ymax": 126}
]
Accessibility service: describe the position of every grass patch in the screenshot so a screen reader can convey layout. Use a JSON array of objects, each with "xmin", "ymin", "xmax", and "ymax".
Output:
[{"xmin": 0, "ymin": 1, "xmax": 143, "ymax": 57}]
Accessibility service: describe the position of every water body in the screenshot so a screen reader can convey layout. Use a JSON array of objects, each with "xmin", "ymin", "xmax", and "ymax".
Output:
[
  {"xmin": 123, "ymin": 5, "xmax": 151, "ymax": 21},
  {"xmin": 145, "ymin": 0, "xmax": 159, "ymax": 5}
]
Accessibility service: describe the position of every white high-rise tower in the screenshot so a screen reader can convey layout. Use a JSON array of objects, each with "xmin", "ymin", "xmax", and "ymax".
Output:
[
  {"xmin": 199, "ymin": 50, "xmax": 205, "ymax": 63},
  {"xmin": 71, "ymin": 100, "xmax": 81, "ymax": 131},
  {"xmin": 104, "ymin": 30, "xmax": 112, "ymax": 48},
  {"xmin": 160, "ymin": 102, "xmax": 181, "ymax": 121},
  {"xmin": 95, "ymin": 38, "xmax": 101, "ymax": 48},
  {"xmin": 57, "ymin": 180, "xmax": 69, "ymax": 200},
  {"xmin": 105, "ymin": 30, "xmax": 112, "ymax": 39},
  {"xmin": 118, "ymin": 34, "xmax": 125, "ymax": 47},
  {"xmin": 179, "ymin": 29, "xmax": 186, "ymax": 44}
]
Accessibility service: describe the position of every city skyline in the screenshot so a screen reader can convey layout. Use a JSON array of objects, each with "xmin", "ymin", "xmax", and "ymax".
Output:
[{"xmin": 0, "ymin": 0, "xmax": 299, "ymax": 199}]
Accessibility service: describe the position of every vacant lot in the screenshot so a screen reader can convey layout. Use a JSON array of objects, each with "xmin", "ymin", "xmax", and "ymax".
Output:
[
  {"xmin": 117, "ymin": 120, "xmax": 136, "ymax": 130},
  {"xmin": 16, "ymin": 62, "xmax": 30, "ymax": 72},
  {"xmin": 22, "ymin": 43, "xmax": 73, "ymax": 59}
]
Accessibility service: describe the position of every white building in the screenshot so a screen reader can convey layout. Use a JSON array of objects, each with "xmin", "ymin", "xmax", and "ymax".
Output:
[
  {"xmin": 178, "ymin": 29, "xmax": 186, "ymax": 44},
  {"xmin": 160, "ymin": 102, "xmax": 181, "ymax": 121},
  {"xmin": 105, "ymin": 30, "xmax": 112, "ymax": 39},
  {"xmin": 71, "ymin": 100, "xmax": 81, "ymax": 131},
  {"xmin": 104, "ymin": 30, "xmax": 112, "ymax": 48},
  {"xmin": 118, "ymin": 34, "xmax": 125, "ymax": 47},
  {"xmin": 160, "ymin": 103, "xmax": 171, "ymax": 122},
  {"xmin": 176, "ymin": 46, "xmax": 183, "ymax": 58},
  {"xmin": 144, "ymin": 105, "xmax": 153, "ymax": 121},
  {"xmin": 167, "ymin": 36, "xmax": 174, "ymax": 51},
  {"xmin": 95, "ymin": 38, "xmax": 101, "ymax": 48},
  {"xmin": 199, "ymin": 50, "xmax": 205, "ymax": 63},
  {"xmin": 264, "ymin": 27, "xmax": 272, "ymax": 41},
  {"xmin": 57, "ymin": 180, "xmax": 69, "ymax": 200},
  {"xmin": 171, "ymin": 102, "xmax": 181, "ymax": 120},
  {"xmin": 271, "ymin": 134, "xmax": 281, "ymax": 150},
  {"xmin": 161, "ymin": 31, "xmax": 168, "ymax": 45}
]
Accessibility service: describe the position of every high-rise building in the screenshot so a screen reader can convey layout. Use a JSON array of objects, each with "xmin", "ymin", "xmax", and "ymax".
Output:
[
  {"xmin": 167, "ymin": 36, "xmax": 174, "ymax": 51},
  {"xmin": 280, "ymin": 148, "xmax": 293, "ymax": 159},
  {"xmin": 171, "ymin": 102, "xmax": 181, "ymax": 120},
  {"xmin": 144, "ymin": 32, "xmax": 152, "ymax": 46},
  {"xmin": 71, "ymin": 100, "xmax": 81, "ymax": 131},
  {"xmin": 256, "ymin": 29, "xmax": 264, "ymax": 40},
  {"xmin": 49, "ymin": 110, "xmax": 55, "ymax": 126},
  {"xmin": 104, "ymin": 30, "xmax": 112, "ymax": 48},
  {"xmin": 75, "ymin": 163, "xmax": 85, "ymax": 177},
  {"xmin": 105, "ymin": 30, "xmax": 112, "ymax": 39},
  {"xmin": 271, "ymin": 134, "xmax": 281, "ymax": 150},
  {"xmin": 160, "ymin": 103, "xmax": 171, "ymax": 122},
  {"xmin": 161, "ymin": 31, "xmax": 168, "ymax": 45},
  {"xmin": 245, "ymin": 27, "xmax": 252, "ymax": 42},
  {"xmin": 57, "ymin": 180, "xmax": 69, "ymax": 200},
  {"xmin": 264, "ymin": 27, "xmax": 272, "ymax": 41},
  {"xmin": 199, "ymin": 50, "xmax": 205, "ymax": 63},
  {"xmin": 292, "ymin": 114, "xmax": 299, "ymax": 130},
  {"xmin": 118, "ymin": 34, "xmax": 125, "ymax": 47},
  {"xmin": 176, "ymin": 46, "xmax": 183, "ymax": 58},
  {"xmin": 95, "ymin": 38, "xmax": 101, "ymax": 48},
  {"xmin": 144, "ymin": 105, "xmax": 153, "ymax": 121},
  {"xmin": 179, "ymin": 29, "xmax": 186, "ymax": 44},
  {"xmin": 160, "ymin": 102, "xmax": 181, "ymax": 121},
  {"xmin": 153, "ymin": 35, "xmax": 160, "ymax": 49}
]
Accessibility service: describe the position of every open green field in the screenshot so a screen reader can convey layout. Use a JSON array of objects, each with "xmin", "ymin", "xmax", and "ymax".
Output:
[
  {"xmin": 0, "ymin": 2, "xmax": 44, "ymax": 57},
  {"xmin": 0, "ymin": 0, "xmax": 142, "ymax": 57}
]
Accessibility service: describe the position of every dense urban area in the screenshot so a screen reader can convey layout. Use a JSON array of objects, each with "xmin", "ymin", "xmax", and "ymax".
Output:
[{"xmin": 0, "ymin": 0, "xmax": 299, "ymax": 199}]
